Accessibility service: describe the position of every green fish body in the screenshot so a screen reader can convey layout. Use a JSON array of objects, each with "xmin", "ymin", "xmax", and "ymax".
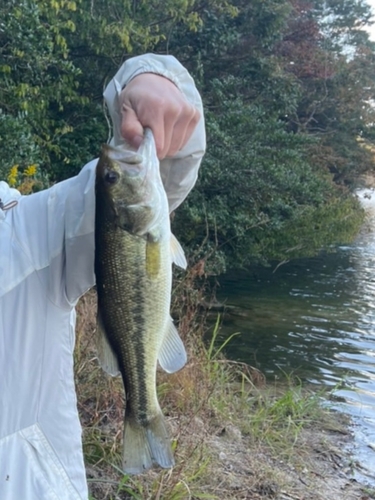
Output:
[{"xmin": 95, "ymin": 130, "xmax": 187, "ymax": 474}]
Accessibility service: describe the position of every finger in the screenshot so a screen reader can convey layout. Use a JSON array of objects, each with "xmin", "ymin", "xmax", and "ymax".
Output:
[
  {"xmin": 150, "ymin": 113, "xmax": 166, "ymax": 158},
  {"xmin": 124, "ymin": 97, "xmax": 167, "ymax": 157},
  {"xmin": 120, "ymin": 104, "xmax": 144, "ymax": 149},
  {"xmin": 140, "ymin": 97, "xmax": 171, "ymax": 158},
  {"xmin": 158, "ymin": 101, "xmax": 191, "ymax": 158},
  {"xmin": 165, "ymin": 107, "xmax": 200, "ymax": 157}
]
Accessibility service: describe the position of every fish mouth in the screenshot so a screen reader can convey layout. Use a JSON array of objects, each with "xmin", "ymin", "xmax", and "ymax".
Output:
[
  {"xmin": 111, "ymin": 129, "xmax": 155, "ymax": 186},
  {"xmin": 137, "ymin": 128, "xmax": 157, "ymax": 188}
]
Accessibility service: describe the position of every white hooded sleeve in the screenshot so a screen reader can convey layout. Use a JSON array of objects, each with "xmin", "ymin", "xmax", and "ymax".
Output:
[
  {"xmin": 103, "ymin": 53, "xmax": 206, "ymax": 212},
  {"xmin": 3, "ymin": 55, "xmax": 205, "ymax": 307}
]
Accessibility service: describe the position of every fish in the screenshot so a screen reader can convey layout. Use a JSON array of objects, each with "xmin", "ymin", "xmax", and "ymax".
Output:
[{"xmin": 94, "ymin": 129, "xmax": 187, "ymax": 474}]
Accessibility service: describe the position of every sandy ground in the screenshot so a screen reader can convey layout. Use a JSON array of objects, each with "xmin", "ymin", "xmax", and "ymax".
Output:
[{"xmin": 86, "ymin": 408, "xmax": 375, "ymax": 499}]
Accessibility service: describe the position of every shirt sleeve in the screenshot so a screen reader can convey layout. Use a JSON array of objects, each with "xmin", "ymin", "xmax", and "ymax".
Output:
[
  {"xmin": 103, "ymin": 53, "xmax": 206, "ymax": 212},
  {"xmin": 12, "ymin": 160, "xmax": 97, "ymax": 307}
]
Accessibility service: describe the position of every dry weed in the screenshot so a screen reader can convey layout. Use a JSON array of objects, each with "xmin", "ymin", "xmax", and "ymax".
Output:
[{"xmin": 74, "ymin": 273, "xmax": 369, "ymax": 500}]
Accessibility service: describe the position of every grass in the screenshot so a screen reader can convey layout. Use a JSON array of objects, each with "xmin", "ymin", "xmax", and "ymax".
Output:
[{"xmin": 74, "ymin": 266, "xmax": 363, "ymax": 500}]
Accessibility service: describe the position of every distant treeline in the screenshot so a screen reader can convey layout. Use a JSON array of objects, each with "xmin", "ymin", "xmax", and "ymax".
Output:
[{"xmin": 1, "ymin": 0, "xmax": 374, "ymax": 271}]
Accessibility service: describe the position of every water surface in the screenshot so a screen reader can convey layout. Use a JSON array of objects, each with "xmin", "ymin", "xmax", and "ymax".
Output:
[{"xmin": 215, "ymin": 190, "xmax": 375, "ymax": 481}]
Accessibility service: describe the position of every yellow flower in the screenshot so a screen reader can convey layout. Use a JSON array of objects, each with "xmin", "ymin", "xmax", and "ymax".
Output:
[
  {"xmin": 24, "ymin": 164, "xmax": 37, "ymax": 177},
  {"xmin": 7, "ymin": 165, "xmax": 19, "ymax": 186}
]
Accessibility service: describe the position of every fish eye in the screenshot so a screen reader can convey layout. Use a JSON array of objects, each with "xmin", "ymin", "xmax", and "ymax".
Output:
[{"xmin": 104, "ymin": 170, "xmax": 119, "ymax": 185}]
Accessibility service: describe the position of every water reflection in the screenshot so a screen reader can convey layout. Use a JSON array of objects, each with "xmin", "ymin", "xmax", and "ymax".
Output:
[
  {"xmin": 214, "ymin": 190, "xmax": 375, "ymax": 479},
  {"xmin": 216, "ymin": 250, "xmax": 375, "ymax": 382}
]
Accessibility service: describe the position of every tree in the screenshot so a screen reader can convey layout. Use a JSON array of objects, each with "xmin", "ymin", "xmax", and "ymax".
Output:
[
  {"xmin": 1, "ymin": 0, "xmax": 372, "ymax": 271},
  {"xmin": 173, "ymin": 79, "xmax": 363, "ymax": 272},
  {"xmin": 0, "ymin": 0, "xmax": 236, "ymax": 181},
  {"xmin": 275, "ymin": 0, "xmax": 375, "ymax": 183}
]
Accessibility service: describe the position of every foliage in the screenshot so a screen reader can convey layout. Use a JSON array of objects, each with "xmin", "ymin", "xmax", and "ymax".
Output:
[
  {"xmin": 168, "ymin": 0, "xmax": 373, "ymax": 270},
  {"xmin": 1, "ymin": 0, "xmax": 375, "ymax": 270},
  {"xmin": 0, "ymin": 112, "xmax": 40, "ymax": 179},
  {"xmin": 0, "ymin": 0, "xmax": 235, "ymax": 180},
  {"xmin": 274, "ymin": 0, "xmax": 375, "ymax": 184},
  {"xmin": 173, "ymin": 79, "xmax": 364, "ymax": 271}
]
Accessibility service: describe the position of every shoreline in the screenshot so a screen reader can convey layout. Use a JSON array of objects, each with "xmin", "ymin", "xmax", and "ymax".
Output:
[{"xmin": 75, "ymin": 291, "xmax": 375, "ymax": 500}]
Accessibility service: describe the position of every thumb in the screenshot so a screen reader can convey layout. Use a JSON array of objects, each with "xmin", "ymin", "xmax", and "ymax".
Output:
[{"xmin": 120, "ymin": 105, "xmax": 144, "ymax": 149}]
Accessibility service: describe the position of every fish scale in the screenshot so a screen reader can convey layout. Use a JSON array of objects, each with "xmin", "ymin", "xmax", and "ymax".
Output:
[
  {"xmin": 96, "ymin": 223, "xmax": 169, "ymax": 420},
  {"xmin": 94, "ymin": 130, "xmax": 187, "ymax": 474}
]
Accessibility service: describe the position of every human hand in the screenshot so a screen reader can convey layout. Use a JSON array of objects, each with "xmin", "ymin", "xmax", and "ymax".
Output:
[{"xmin": 119, "ymin": 73, "xmax": 200, "ymax": 159}]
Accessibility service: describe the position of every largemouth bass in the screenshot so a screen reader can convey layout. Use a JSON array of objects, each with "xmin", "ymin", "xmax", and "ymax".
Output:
[{"xmin": 95, "ymin": 129, "xmax": 187, "ymax": 474}]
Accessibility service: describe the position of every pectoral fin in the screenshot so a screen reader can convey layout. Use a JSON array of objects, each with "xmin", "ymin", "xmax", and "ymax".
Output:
[
  {"xmin": 158, "ymin": 319, "xmax": 187, "ymax": 373},
  {"xmin": 170, "ymin": 233, "xmax": 187, "ymax": 269},
  {"xmin": 96, "ymin": 310, "xmax": 120, "ymax": 377}
]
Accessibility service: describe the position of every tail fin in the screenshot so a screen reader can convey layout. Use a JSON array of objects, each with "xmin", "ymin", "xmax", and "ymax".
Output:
[{"xmin": 122, "ymin": 413, "xmax": 175, "ymax": 474}]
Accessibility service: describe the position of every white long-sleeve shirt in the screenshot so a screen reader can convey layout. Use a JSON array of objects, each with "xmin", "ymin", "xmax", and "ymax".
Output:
[{"xmin": 0, "ymin": 54, "xmax": 205, "ymax": 500}]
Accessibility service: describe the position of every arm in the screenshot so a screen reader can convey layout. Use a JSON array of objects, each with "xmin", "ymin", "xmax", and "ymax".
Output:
[
  {"xmin": 9, "ymin": 55, "xmax": 204, "ymax": 306},
  {"xmin": 10, "ymin": 161, "xmax": 97, "ymax": 306},
  {"xmin": 103, "ymin": 54, "xmax": 206, "ymax": 212}
]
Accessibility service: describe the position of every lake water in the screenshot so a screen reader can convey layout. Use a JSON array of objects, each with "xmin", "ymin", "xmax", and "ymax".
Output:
[{"xmin": 214, "ymin": 189, "xmax": 375, "ymax": 483}]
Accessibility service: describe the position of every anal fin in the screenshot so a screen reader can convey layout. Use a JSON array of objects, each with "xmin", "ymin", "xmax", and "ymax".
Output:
[{"xmin": 158, "ymin": 319, "xmax": 187, "ymax": 373}]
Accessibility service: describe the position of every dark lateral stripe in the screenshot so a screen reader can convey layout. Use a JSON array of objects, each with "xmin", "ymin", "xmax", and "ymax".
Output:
[
  {"xmin": 116, "ymin": 262, "xmax": 155, "ymax": 427},
  {"xmin": 130, "ymin": 285, "xmax": 149, "ymax": 425}
]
